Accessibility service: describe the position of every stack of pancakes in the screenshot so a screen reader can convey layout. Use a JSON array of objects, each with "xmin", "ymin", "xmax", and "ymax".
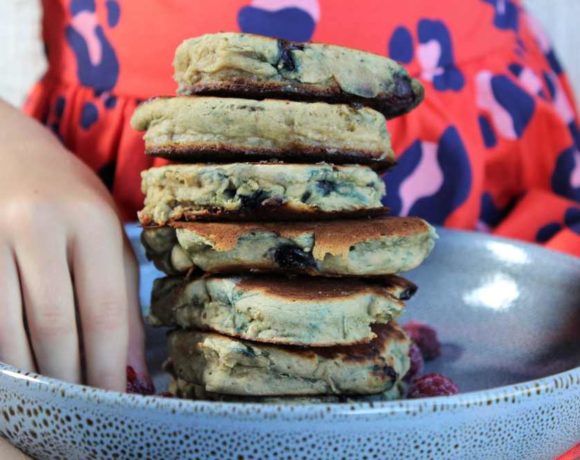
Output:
[{"xmin": 132, "ymin": 33, "xmax": 436, "ymax": 402}]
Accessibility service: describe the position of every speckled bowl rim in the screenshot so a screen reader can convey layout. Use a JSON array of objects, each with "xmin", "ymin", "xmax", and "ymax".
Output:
[{"xmin": 1, "ymin": 361, "xmax": 579, "ymax": 421}]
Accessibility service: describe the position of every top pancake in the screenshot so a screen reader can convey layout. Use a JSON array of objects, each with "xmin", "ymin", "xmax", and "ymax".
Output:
[{"xmin": 173, "ymin": 32, "xmax": 424, "ymax": 119}]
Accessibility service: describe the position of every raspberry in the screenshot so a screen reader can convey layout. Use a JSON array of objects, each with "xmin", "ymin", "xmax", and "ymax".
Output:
[
  {"xmin": 402, "ymin": 321, "xmax": 441, "ymax": 360},
  {"xmin": 404, "ymin": 342, "xmax": 424, "ymax": 382},
  {"xmin": 408, "ymin": 373, "xmax": 459, "ymax": 398},
  {"xmin": 126, "ymin": 366, "xmax": 155, "ymax": 395}
]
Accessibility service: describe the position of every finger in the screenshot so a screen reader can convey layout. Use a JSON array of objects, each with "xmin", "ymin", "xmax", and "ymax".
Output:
[
  {"xmin": 124, "ymin": 240, "xmax": 151, "ymax": 389},
  {"xmin": 14, "ymin": 234, "xmax": 81, "ymax": 383},
  {"xmin": 73, "ymin": 217, "xmax": 129, "ymax": 391},
  {"xmin": 0, "ymin": 246, "xmax": 35, "ymax": 372}
]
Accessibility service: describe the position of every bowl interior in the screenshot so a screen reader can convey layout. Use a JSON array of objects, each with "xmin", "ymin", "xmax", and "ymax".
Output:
[{"xmin": 126, "ymin": 225, "xmax": 580, "ymax": 395}]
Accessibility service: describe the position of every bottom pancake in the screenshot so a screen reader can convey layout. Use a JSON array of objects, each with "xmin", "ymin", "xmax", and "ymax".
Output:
[
  {"xmin": 167, "ymin": 375, "xmax": 406, "ymax": 403},
  {"xmin": 167, "ymin": 322, "xmax": 410, "ymax": 396}
]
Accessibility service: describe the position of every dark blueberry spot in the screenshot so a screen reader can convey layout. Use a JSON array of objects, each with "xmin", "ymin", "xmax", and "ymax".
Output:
[
  {"xmin": 393, "ymin": 73, "xmax": 412, "ymax": 97},
  {"xmin": 239, "ymin": 190, "xmax": 271, "ymax": 209},
  {"xmin": 276, "ymin": 39, "xmax": 305, "ymax": 72},
  {"xmin": 316, "ymin": 180, "xmax": 336, "ymax": 196},
  {"xmin": 223, "ymin": 185, "xmax": 237, "ymax": 200},
  {"xmin": 399, "ymin": 285, "xmax": 418, "ymax": 301},
  {"xmin": 372, "ymin": 365, "xmax": 398, "ymax": 381},
  {"xmin": 239, "ymin": 346, "xmax": 256, "ymax": 358},
  {"xmin": 273, "ymin": 245, "xmax": 316, "ymax": 271},
  {"xmin": 301, "ymin": 191, "xmax": 312, "ymax": 202}
]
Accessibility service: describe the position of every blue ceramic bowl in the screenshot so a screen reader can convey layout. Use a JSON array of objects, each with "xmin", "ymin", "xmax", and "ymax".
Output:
[{"xmin": 0, "ymin": 227, "xmax": 579, "ymax": 460}]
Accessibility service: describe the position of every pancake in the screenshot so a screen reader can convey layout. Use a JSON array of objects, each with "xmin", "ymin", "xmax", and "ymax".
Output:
[
  {"xmin": 131, "ymin": 96, "xmax": 394, "ymax": 170},
  {"xmin": 149, "ymin": 274, "xmax": 415, "ymax": 346},
  {"xmin": 167, "ymin": 375, "xmax": 406, "ymax": 403},
  {"xmin": 141, "ymin": 217, "xmax": 436, "ymax": 276},
  {"xmin": 138, "ymin": 163, "xmax": 386, "ymax": 225},
  {"xmin": 173, "ymin": 33, "xmax": 424, "ymax": 119},
  {"xmin": 167, "ymin": 322, "xmax": 410, "ymax": 396}
]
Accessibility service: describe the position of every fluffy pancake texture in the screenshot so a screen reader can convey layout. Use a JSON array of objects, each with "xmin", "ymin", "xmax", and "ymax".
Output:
[
  {"xmin": 135, "ymin": 31, "xmax": 431, "ymax": 404},
  {"xmin": 167, "ymin": 375, "xmax": 406, "ymax": 403},
  {"xmin": 131, "ymin": 96, "xmax": 393, "ymax": 169},
  {"xmin": 149, "ymin": 274, "xmax": 415, "ymax": 346},
  {"xmin": 139, "ymin": 163, "xmax": 386, "ymax": 225},
  {"xmin": 141, "ymin": 217, "xmax": 436, "ymax": 276},
  {"xmin": 167, "ymin": 322, "xmax": 410, "ymax": 396},
  {"xmin": 173, "ymin": 33, "xmax": 424, "ymax": 118}
]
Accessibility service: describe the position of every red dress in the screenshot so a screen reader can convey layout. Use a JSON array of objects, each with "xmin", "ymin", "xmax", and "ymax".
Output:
[{"xmin": 25, "ymin": 0, "xmax": 580, "ymax": 260}]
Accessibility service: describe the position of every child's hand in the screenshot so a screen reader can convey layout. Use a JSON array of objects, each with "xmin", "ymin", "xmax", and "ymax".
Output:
[{"xmin": 0, "ymin": 100, "xmax": 147, "ymax": 392}]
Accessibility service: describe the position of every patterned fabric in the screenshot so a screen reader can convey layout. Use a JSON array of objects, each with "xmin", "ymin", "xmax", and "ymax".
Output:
[{"xmin": 25, "ymin": 0, "xmax": 580, "ymax": 258}]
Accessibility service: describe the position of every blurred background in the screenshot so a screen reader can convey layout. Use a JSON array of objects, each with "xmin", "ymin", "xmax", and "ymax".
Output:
[{"xmin": 0, "ymin": 0, "xmax": 579, "ymax": 108}]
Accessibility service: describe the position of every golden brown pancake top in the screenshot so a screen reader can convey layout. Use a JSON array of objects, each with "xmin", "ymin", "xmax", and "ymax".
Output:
[{"xmin": 169, "ymin": 216, "xmax": 429, "ymax": 258}]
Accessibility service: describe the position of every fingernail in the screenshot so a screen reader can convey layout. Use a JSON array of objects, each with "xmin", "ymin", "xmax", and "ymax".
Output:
[{"xmin": 126, "ymin": 365, "xmax": 155, "ymax": 395}]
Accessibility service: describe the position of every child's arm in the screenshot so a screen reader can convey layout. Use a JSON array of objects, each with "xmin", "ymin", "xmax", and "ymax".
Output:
[
  {"xmin": 0, "ymin": 99, "xmax": 147, "ymax": 391},
  {"xmin": 0, "ymin": 437, "xmax": 30, "ymax": 459}
]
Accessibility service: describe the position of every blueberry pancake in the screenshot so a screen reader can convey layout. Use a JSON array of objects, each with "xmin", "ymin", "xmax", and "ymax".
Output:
[
  {"xmin": 149, "ymin": 274, "xmax": 416, "ymax": 346},
  {"xmin": 173, "ymin": 33, "xmax": 424, "ymax": 119},
  {"xmin": 167, "ymin": 322, "xmax": 410, "ymax": 396},
  {"xmin": 141, "ymin": 217, "xmax": 436, "ymax": 276},
  {"xmin": 138, "ymin": 163, "xmax": 386, "ymax": 225},
  {"xmin": 167, "ymin": 375, "xmax": 406, "ymax": 403},
  {"xmin": 131, "ymin": 96, "xmax": 394, "ymax": 170}
]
